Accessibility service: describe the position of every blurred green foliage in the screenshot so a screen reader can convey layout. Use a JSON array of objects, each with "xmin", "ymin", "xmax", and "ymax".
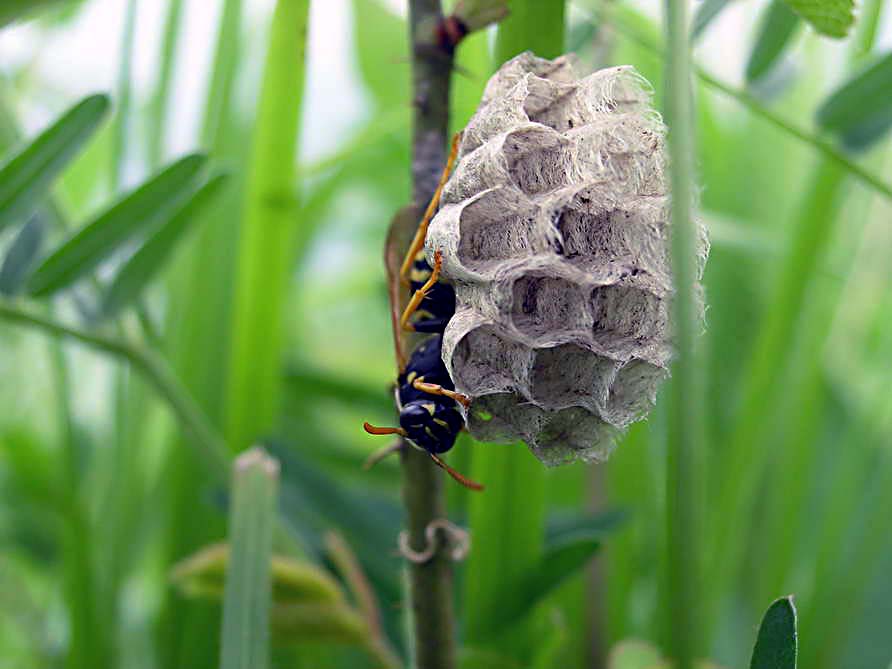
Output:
[{"xmin": 1, "ymin": 1, "xmax": 892, "ymax": 668}]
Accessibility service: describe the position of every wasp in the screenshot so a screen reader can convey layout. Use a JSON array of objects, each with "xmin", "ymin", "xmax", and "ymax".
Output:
[{"xmin": 363, "ymin": 134, "xmax": 483, "ymax": 491}]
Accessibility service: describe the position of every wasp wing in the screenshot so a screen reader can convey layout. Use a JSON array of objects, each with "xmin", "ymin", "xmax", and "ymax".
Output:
[{"xmin": 384, "ymin": 204, "xmax": 420, "ymax": 371}]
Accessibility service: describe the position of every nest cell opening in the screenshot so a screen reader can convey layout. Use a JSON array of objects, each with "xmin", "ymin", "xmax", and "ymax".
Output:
[
  {"xmin": 522, "ymin": 77, "xmax": 591, "ymax": 133},
  {"xmin": 504, "ymin": 126, "xmax": 569, "ymax": 195},
  {"xmin": 533, "ymin": 406, "xmax": 617, "ymax": 466},
  {"xmin": 457, "ymin": 190, "xmax": 536, "ymax": 272},
  {"xmin": 528, "ymin": 343, "xmax": 616, "ymax": 412},
  {"xmin": 510, "ymin": 275, "xmax": 590, "ymax": 338},
  {"xmin": 553, "ymin": 204, "xmax": 664, "ymax": 272},
  {"xmin": 604, "ymin": 359, "xmax": 667, "ymax": 426},
  {"xmin": 465, "ymin": 392, "xmax": 543, "ymax": 444},
  {"xmin": 451, "ymin": 325, "xmax": 531, "ymax": 397},
  {"xmin": 590, "ymin": 283, "xmax": 666, "ymax": 349}
]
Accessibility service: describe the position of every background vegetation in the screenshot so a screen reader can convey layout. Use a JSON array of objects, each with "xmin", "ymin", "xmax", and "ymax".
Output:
[{"xmin": 0, "ymin": 0, "xmax": 890, "ymax": 667}]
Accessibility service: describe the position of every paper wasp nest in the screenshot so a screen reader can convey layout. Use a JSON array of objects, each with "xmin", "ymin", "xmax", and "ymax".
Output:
[{"xmin": 426, "ymin": 52, "xmax": 708, "ymax": 466}]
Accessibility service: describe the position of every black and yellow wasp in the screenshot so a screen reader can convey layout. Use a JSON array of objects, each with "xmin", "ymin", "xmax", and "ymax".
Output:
[{"xmin": 363, "ymin": 134, "xmax": 483, "ymax": 490}]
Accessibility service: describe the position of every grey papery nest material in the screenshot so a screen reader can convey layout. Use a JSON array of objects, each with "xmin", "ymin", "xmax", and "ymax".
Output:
[{"xmin": 426, "ymin": 52, "xmax": 708, "ymax": 466}]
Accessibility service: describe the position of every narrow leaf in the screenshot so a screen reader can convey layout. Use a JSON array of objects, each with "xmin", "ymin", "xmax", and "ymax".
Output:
[
  {"xmin": 351, "ymin": 0, "xmax": 408, "ymax": 106},
  {"xmin": 0, "ymin": 94, "xmax": 109, "ymax": 231},
  {"xmin": 607, "ymin": 640, "xmax": 664, "ymax": 669},
  {"xmin": 481, "ymin": 536, "xmax": 601, "ymax": 636},
  {"xmin": 171, "ymin": 543, "xmax": 343, "ymax": 606},
  {"xmin": 271, "ymin": 603, "xmax": 367, "ymax": 645},
  {"xmin": 220, "ymin": 448, "xmax": 279, "ymax": 669},
  {"xmin": 545, "ymin": 508, "xmax": 628, "ymax": 544},
  {"xmin": 0, "ymin": 216, "xmax": 45, "ymax": 295},
  {"xmin": 26, "ymin": 153, "xmax": 206, "ymax": 297},
  {"xmin": 745, "ymin": 0, "xmax": 800, "ymax": 83},
  {"xmin": 750, "ymin": 596, "xmax": 797, "ymax": 669},
  {"xmin": 0, "ymin": 0, "xmax": 70, "ymax": 27},
  {"xmin": 816, "ymin": 53, "xmax": 892, "ymax": 151},
  {"xmin": 782, "ymin": 0, "xmax": 853, "ymax": 38},
  {"xmin": 691, "ymin": 0, "xmax": 734, "ymax": 41},
  {"xmin": 100, "ymin": 173, "xmax": 228, "ymax": 318}
]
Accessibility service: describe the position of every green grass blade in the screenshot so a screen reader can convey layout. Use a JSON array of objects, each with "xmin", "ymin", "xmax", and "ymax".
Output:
[
  {"xmin": 111, "ymin": 0, "xmax": 136, "ymax": 192},
  {"xmin": 750, "ymin": 597, "xmax": 797, "ymax": 669},
  {"xmin": 351, "ymin": 0, "xmax": 408, "ymax": 108},
  {"xmin": 27, "ymin": 153, "xmax": 207, "ymax": 297},
  {"xmin": 0, "ymin": 94, "xmax": 109, "ymax": 231},
  {"xmin": 782, "ymin": 0, "xmax": 853, "ymax": 38},
  {"xmin": 101, "ymin": 173, "xmax": 229, "ymax": 318},
  {"xmin": 464, "ymin": 446, "xmax": 546, "ymax": 649},
  {"xmin": 691, "ymin": 0, "xmax": 733, "ymax": 41},
  {"xmin": 147, "ymin": 0, "xmax": 185, "ymax": 169},
  {"xmin": 0, "ymin": 216, "xmax": 44, "ymax": 295},
  {"xmin": 220, "ymin": 448, "xmax": 279, "ymax": 669},
  {"xmin": 477, "ymin": 536, "xmax": 602, "ymax": 638},
  {"xmin": 0, "ymin": 0, "xmax": 68, "ymax": 26},
  {"xmin": 816, "ymin": 53, "xmax": 892, "ymax": 151},
  {"xmin": 225, "ymin": 0, "xmax": 310, "ymax": 452},
  {"xmin": 493, "ymin": 0, "xmax": 565, "ymax": 58},
  {"xmin": 663, "ymin": 0, "xmax": 705, "ymax": 667},
  {"xmin": 200, "ymin": 0, "xmax": 244, "ymax": 149},
  {"xmin": 745, "ymin": 0, "xmax": 800, "ymax": 84},
  {"xmin": 707, "ymin": 160, "xmax": 847, "ymax": 628}
]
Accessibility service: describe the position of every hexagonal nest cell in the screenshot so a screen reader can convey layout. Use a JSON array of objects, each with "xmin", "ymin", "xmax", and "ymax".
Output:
[{"xmin": 427, "ymin": 52, "xmax": 709, "ymax": 466}]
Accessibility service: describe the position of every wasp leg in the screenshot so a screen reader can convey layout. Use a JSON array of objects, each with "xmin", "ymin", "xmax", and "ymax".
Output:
[
  {"xmin": 429, "ymin": 453, "xmax": 484, "ymax": 491},
  {"xmin": 399, "ymin": 132, "xmax": 461, "ymax": 285},
  {"xmin": 400, "ymin": 250, "xmax": 442, "ymax": 332},
  {"xmin": 363, "ymin": 439, "xmax": 405, "ymax": 469},
  {"xmin": 412, "ymin": 376, "xmax": 471, "ymax": 408},
  {"xmin": 363, "ymin": 422, "xmax": 408, "ymax": 437}
]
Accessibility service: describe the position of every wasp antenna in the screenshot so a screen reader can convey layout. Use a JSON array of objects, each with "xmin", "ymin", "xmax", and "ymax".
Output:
[
  {"xmin": 363, "ymin": 440, "xmax": 405, "ymax": 470},
  {"xmin": 363, "ymin": 422, "xmax": 408, "ymax": 437},
  {"xmin": 429, "ymin": 453, "xmax": 485, "ymax": 491}
]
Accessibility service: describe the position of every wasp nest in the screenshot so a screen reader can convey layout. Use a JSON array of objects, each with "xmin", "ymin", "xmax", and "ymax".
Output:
[{"xmin": 426, "ymin": 52, "xmax": 708, "ymax": 466}]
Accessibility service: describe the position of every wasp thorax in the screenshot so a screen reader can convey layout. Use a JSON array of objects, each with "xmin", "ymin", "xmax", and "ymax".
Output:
[{"xmin": 426, "ymin": 52, "xmax": 708, "ymax": 466}]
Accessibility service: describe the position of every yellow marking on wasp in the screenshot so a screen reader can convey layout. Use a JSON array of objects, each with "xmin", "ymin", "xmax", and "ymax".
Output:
[
  {"xmin": 400, "ymin": 251, "xmax": 443, "ymax": 332},
  {"xmin": 433, "ymin": 418, "xmax": 449, "ymax": 428},
  {"xmin": 407, "ymin": 371, "xmax": 418, "ymax": 384},
  {"xmin": 423, "ymin": 403, "xmax": 436, "ymax": 415},
  {"xmin": 409, "ymin": 268, "xmax": 430, "ymax": 283}
]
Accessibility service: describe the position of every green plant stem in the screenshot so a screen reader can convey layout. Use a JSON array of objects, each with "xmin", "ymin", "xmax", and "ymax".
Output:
[
  {"xmin": 200, "ymin": 0, "xmax": 243, "ymax": 150},
  {"xmin": 47, "ymin": 324, "xmax": 110, "ymax": 669},
  {"xmin": 663, "ymin": 1, "xmax": 703, "ymax": 668},
  {"xmin": 111, "ymin": 0, "xmax": 137, "ymax": 192},
  {"xmin": 403, "ymin": 3, "xmax": 457, "ymax": 669},
  {"xmin": 586, "ymin": 3, "xmax": 892, "ymax": 204},
  {"xmin": 147, "ymin": 0, "xmax": 184, "ymax": 170},
  {"xmin": 0, "ymin": 299, "xmax": 230, "ymax": 477},
  {"xmin": 225, "ymin": 0, "xmax": 310, "ymax": 453},
  {"xmin": 104, "ymin": 1, "xmax": 142, "ymax": 646},
  {"xmin": 220, "ymin": 448, "xmax": 278, "ymax": 669}
]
